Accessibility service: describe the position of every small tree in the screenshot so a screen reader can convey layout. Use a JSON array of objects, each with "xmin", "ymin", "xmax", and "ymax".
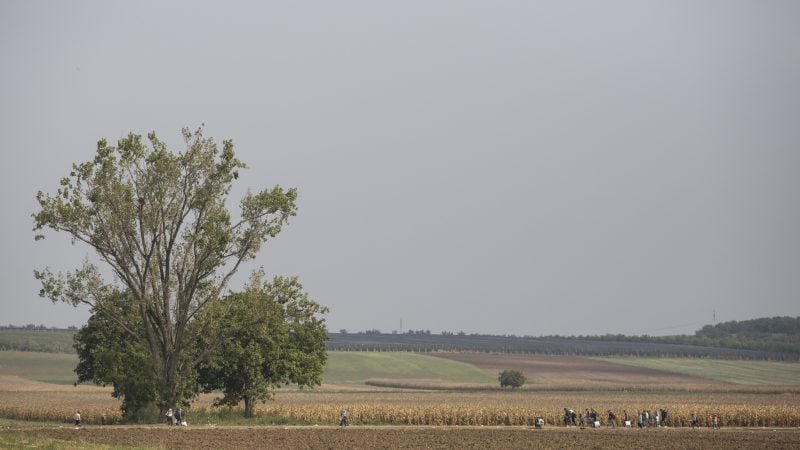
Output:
[
  {"xmin": 197, "ymin": 274, "xmax": 328, "ymax": 417},
  {"xmin": 498, "ymin": 369, "xmax": 526, "ymax": 389}
]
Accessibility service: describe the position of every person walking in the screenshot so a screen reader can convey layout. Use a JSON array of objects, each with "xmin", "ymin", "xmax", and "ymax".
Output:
[
  {"xmin": 73, "ymin": 411, "xmax": 81, "ymax": 427},
  {"xmin": 175, "ymin": 408, "xmax": 182, "ymax": 426},
  {"xmin": 166, "ymin": 408, "xmax": 173, "ymax": 425},
  {"xmin": 606, "ymin": 410, "xmax": 616, "ymax": 427},
  {"xmin": 339, "ymin": 409, "xmax": 349, "ymax": 427}
]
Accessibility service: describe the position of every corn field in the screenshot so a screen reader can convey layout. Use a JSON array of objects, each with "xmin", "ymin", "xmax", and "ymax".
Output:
[
  {"xmin": 2, "ymin": 376, "xmax": 798, "ymax": 427},
  {"xmin": 251, "ymin": 402, "xmax": 800, "ymax": 427}
]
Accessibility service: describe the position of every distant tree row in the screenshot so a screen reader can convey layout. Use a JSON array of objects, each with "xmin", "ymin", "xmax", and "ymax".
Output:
[
  {"xmin": 548, "ymin": 316, "xmax": 800, "ymax": 356},
  {"xmin": 696, "ymin": 316, "xmax": 800, "ymax": 337},
  {"xmin": 1, "ymin": 324, "xmax": 78, "ymax": 331},
  {"xmin": 335, "ymin": 317, "xmax": 800, "ymax": 358}
]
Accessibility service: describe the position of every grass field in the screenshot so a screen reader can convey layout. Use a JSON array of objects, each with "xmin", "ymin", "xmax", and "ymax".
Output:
[
  {"xmin": 324, "ymin": 352, "xmax": 496, "ymax": 384},
  {"xmin": 0, "ymin": 351, "xmax": 79, "ymax": 384},
  {"xmin": 4, "ymin": 350, "xmax": 800, "ymax": 388},
  {"xmin": 0, "ymin": 350, "xmax": 498, "ymax": 386},
  {"xmin": 596, "ymin": 357, "xmax": 800, "ymax": 386},
  {"xmin": 0, "ymin": 329, "xmax": 76, "ymax": 353}
]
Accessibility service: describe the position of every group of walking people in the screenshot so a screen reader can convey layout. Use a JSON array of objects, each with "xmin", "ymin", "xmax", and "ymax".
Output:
[
  {"xmin": 563, "ymin": 407, "xmax": 679, "ymax": 428},
  {"xmin": 633, "ymin": 409, "xmax": 669, "ymax": 428},
  {"xmin": 559, "ymin": 408, "xmax": 724, "ymax": 428}
]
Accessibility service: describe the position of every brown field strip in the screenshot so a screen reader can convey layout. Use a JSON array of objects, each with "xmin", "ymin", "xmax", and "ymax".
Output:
[
  {"xmin": 11, "ymin": 425, "xmax": 800, "ymax": 449},
  {"xmin": 430, "ymin": 353, "xmax": 725, "ymax": 389}
]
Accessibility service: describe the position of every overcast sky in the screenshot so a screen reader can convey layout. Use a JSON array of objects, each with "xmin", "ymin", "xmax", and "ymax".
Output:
[{"xmin": 1, "ymin": 1, "xmax": 799, "ymax": 336}]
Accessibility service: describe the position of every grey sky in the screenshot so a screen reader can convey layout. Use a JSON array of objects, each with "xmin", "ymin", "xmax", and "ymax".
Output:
[{"xmin": 1, "ymin": 1, "xmax": 799, "ymax": 336}]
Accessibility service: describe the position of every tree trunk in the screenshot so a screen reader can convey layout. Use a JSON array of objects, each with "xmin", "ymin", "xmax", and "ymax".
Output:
[
  {"xmin": 244, "ymin": 395, "xmax": 254, "ymax": 418},
  {"xmin": 157, "ymin": 347, "xmax": 181, "ymax": 422}
]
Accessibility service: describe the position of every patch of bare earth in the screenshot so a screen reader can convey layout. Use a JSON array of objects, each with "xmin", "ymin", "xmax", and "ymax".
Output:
[
  {"xmin": 430, "ymin": 353, "xmax": 725, "ymax": 389},
  {"xmin": 20, "ymin": 425, "xmax": 800, "ymax": 449}
]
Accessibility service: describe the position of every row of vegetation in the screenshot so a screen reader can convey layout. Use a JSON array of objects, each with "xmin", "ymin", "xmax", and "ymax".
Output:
[
  {"xmin": 554, "ymin": 316, "xmax": 800, "ymax": 356},
  {"xmin": 327, "ymin": 317, "xmax": 800, "ymax": 359}
]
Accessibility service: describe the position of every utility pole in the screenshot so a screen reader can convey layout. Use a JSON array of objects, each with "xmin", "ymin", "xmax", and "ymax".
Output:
[
  {"xmin": 400, "ymin": 318, "xmax": 403, "ymax": 334},
  {"xmin": 713, "ymin": 309, "xmax": 716, "ymax": 325}
]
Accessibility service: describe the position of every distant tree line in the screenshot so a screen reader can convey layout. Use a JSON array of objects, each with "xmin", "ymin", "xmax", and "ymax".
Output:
[
  {"xmin": 329, "ymin": 316, "xmax": 800, "ymax": 360},
  {"xmin": 1, "ymin": 324, "xmax": 78, "ymax": 331},
  {"xmin": 543, "ymin": 316, "xmax": 800, "ymax": 357}
]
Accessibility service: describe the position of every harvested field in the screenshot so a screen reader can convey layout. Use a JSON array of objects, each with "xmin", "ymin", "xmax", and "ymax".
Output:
[
  {"xmin": 597, "ymin": 357, "xmax": 800, "ymax": 385},
  {"xmin": 430, "ymin": 352, "xmax": 723, "ymax": 389},
  {"xmin": 13, "ymin": 425, "xmax": 800, "ymax": 449}
]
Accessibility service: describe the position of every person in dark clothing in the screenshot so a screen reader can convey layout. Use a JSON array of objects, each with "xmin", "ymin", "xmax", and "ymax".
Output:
[
  {"xmin": 607, "ymin": 410, "xmax": 616, "ymax": 427},
  {"xmin": 564, "ymin": 408, "xmax": 576, "ymax": 427},
  {"xmin": 174, "ymin": 408, "xmax": 182, "ymax": 426}
]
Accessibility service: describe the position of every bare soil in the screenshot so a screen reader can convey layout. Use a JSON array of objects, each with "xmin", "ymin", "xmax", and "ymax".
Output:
[
  {"xmin": 431, "ymin": 353, "xmax": 722, "ymax": 389},
  {"xmin": 18, "ymin": 425, "xmax": 800, "ymax": 449}
]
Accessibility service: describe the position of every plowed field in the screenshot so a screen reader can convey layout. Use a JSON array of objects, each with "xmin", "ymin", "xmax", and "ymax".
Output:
[
  {"xmin": 17, "ymin": 425, "xmax": 800, "ymax": 449},
  {"xmin": 431, "ymin": 353, "xmax": 720, "ymax": 389}
]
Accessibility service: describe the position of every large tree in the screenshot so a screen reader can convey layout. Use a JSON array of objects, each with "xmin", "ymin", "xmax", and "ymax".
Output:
[
  {"xmin": 198, "ymin": 274, "xmax": 328, "ymax": 417},
  {"xmin": 33, "ymin": 127, "xmax": 297, "ymax": 415}
]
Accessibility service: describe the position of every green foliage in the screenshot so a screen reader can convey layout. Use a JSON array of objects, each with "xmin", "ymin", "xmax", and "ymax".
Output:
[
  {"xmin": 73, "ymin": 290, "xmax": 159, "ymax": 420},
  {"xmin": 696, "ymin": 316, "xmax": 800, "ymax": 337},
  {"xmin": 498, "ymin": 369, "xmax": 526, "ymax": 389},
  {"xmin": 539, "ymin": 317, "xmax": 800, "ymax": 358},
  {"xmin": 32, "ymin": 126, "xmax": 298, "ymax": 417},
  {"xmin": 197, "ymin": 274, "xmax": 328, "ymax": 417}
]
